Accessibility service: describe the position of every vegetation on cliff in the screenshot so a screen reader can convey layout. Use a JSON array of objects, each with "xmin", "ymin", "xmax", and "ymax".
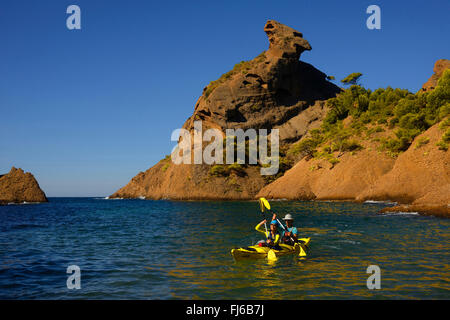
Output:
[{"xmin": 289, "ymin": 69, "xmax": 450, "ymax": 159}]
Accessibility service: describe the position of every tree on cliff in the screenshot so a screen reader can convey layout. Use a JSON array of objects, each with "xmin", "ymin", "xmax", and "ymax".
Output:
[{"xmin": 341, "ymin": 72, "xmax": 363, "ymax": 86}]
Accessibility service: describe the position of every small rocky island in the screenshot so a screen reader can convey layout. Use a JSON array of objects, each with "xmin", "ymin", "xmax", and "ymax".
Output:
[{"xmin": 0, "ymin": 167, "xmax": 48, "ymax": 205}]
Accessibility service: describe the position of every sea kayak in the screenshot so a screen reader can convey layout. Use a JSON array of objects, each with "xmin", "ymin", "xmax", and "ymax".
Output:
[{"xmin": 231, "ymin": 238, "xmax": 311, "ymax": 260}]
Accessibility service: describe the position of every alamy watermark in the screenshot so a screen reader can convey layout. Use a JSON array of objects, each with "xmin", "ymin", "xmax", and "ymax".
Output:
[
  {"xmin": 366, "ymin": 265, "xmax": 381, "ymax": 289},
  {"xmin": 66, "ymin": 5, "xmax": 81, "ymax": 30},
  {"xmin": 67, "ymin": 265, "xmax": 81, "ymax": 289},
  {"xmin": 170, "ymin": 121, "xmax": 280, "ymax": 175},
  {"xmin": 366, "ymin": 5, "xmax": 381, "ymax": 30},
  {"xmin": 64, "ymin": 6, "xmax": 380, "ymax": 33}
]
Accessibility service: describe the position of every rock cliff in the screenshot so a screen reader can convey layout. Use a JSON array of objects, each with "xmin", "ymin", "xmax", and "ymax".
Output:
[
  {"xmin": 421, "ymin": 59, "xmax": 450, "ymax": 92},
  {"xmin": 258, "ymin": 60, "xmax": 450, "ymax": 217},
  {"xmin": 111, "ymin": 20, "xmax": 340, "ymax": 200},
  {"xmin": 0, "ymin": 167, "xmax": 48, "ymax": 205},
  {"xmin": 111, "ymin": 20, "xmax": 449, "ymax": 218}
]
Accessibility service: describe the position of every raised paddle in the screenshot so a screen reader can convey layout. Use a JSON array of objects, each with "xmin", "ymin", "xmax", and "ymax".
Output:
[{"xmin": 258, "ymin": 198, "xmax": 269, "ymax": 235}]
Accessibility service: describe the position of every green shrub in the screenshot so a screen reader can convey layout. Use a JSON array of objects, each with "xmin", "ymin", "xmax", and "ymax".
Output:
[
  {"xmin": 209, "ymin": 165, "xmax": 229, "ymax": 176},
  {"xmin": 389, "ymin": 117, "xmax": 399, "ymax": 128},
  {"xmin": 380, "ymin": 136, "xmax": 410, "ymax": 154},
  {"xmin": 356, "ymin": 95, "xmax": 369, "ymax": 114},
  {"xmin": 440, "ymin": 117, "xmax": 450, "ymax": 129},
  {"xmin": 436, "ymin": 141, "xmax": 449, "ymax": 151},
  {"xmin": 438, "ymin": 103, "xmax": 450, "ymax": 120},
  {"xmin": 398, "ymin": 113, "xmax": 428, "ymax": 131},
  {"xmin": 442, "ymin": 128, "xmax": 450, "ymax": 143},
  {"xmin": 289, "ymin": 136, "xmax": 322, "ymax": 156},
  {"xmin": 161, "ymin": 163, "xmax": 170, "ymax": 172},
  {"xmin": 341, "ymin": 139, "xmax": 363, "ymax": 152},
  {"xmin": 427, "ymin": 69, "xmax": 450, "ymax": 116},
  {"xmin": 414, "ymin": 136, "xmax": 430, "ymax": 149},
  {"xmin": 377, "ymin": 118, "xmax": 388, "ymax": 125},
  {"xmin": 328, "ymin": 158, "xmax": 340, "ymax": 165},
  {"xmin": 228, "ymin": 163, "xmax": 246, "ymax": 176},
  {"xmin": 209, "ymin": 163, "xmax": 248, "ymax": 177}
]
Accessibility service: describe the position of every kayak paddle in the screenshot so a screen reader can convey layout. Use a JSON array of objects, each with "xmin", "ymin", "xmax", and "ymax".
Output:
[
  {"xmin": 267, "ymin": 249, "xmax": 277, "ymax": 261},
  {"xmin": 258, "ymin": 198, "xmax": 269, "ymax": 235}
]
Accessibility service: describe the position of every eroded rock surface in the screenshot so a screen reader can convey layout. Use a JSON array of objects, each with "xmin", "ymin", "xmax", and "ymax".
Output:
[
  {"xmin": 0, "ymin": 167, "xmax": 48, "ymax": 205},
  {"xmin": 111, "ymin": 20, "xmax": 340, "ymax": 200}
]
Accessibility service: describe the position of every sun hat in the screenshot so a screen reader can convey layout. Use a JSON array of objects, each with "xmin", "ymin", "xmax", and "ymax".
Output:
[{"xmin": 282, "ymin": 214, "xmax": 294, "ymax": 220}]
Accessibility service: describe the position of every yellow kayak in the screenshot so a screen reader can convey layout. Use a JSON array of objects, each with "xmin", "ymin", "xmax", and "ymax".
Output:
[{"xmin": 231, "ymin": 238, "xmax": 310, "ymax": 260}]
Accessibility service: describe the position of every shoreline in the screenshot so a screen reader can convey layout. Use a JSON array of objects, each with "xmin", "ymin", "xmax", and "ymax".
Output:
[
  {"xmin": 3, "ymin": 196, "xmax": 448, "ymax": 219},
  {"xmin": 106, "ymin": 196, "xmax": 449, "ymax": 218}
]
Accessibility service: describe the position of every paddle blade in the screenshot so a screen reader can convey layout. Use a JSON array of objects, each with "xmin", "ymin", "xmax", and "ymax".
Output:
[
  {"xmin": 260, "ymin": 197, "xmax": 271, "ymax": 211},
  {"xmin": 267, "ymin": 249, "xmax": 277, "ymax": 261},
  {"xmin": 259, "ymin": 198, "xmax": 264, "ymax": 212},
  {"xmin": 299, "ymin": 245, "xmax": 307, "ymax": 257}
]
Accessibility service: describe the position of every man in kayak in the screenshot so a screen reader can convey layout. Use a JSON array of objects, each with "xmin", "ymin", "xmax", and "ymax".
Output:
[
  {"xmin": 280, "ymin": 214, "xmax": 298, "ymax": 245},
  {"xmin": 255, "ymin": 214, "xmax": 281, "ymax": 248}
]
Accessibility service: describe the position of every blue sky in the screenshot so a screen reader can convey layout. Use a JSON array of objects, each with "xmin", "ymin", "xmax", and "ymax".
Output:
[{"xmin": 1, "ymin": 0, "xmax": 449, "ymax": 196}]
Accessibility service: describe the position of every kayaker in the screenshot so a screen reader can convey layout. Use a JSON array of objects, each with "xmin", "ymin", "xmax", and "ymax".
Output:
[
  {"xmin": 255, "ymin": 215, "xmax": 281, "ymax": 248},
  {"xmin": 280, "ymin": 214, "xmax": 298, "ymax": 245}
]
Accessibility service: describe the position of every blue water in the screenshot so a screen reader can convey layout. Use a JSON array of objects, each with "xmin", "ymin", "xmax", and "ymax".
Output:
[{"xmin": 0, "ymin": 198, "xmax": 448, "ymax": 299}]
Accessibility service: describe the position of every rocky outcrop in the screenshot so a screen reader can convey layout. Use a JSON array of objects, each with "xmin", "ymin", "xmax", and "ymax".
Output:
[
  {"xmin": 258, "ymin": 59, "xmax": 450, "ymax": 217},
  {"xmin": 257, "ymin": 129, "xmax": 396, "ymax": 200},
  {"xmin": 182, "ymin": 20, "xmax": 340, "ymax": 140},
  {"xmin": 0, "ymin": 167, "xmax": 48, "ymax": 205},
  {"xmin": 257, "ymin": 122, "xmax": 449, "ymax": 218},
  {"xmin": 111, "ymin": 20, "xmax": 449, "ymax": 218},
  {"xmin": 380, "ymin": 205, "xmax": 450, "ymax": 219},
  {"xmin": 111, "ymin": 161, "xmax": 267, "ymax": 200},
  {"xmin": 111, "ymin": 20, "xmax": 340, "ymax": 200},
  {"xmin": 357, "ymin": 124, "xmax": 450, "ymax": 205},
  {"xmin": 257, "ymin": 115, "xmax": 449, "ymax": 217},
  {"xmin": 421, "ymin": 59, "xmax": 450, "ymax": 92}
]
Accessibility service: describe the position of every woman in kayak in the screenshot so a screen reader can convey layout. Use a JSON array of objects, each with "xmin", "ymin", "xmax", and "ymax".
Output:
[{"xmin": 255, "ymin": 215, "xmax": 281, "ymax": 248}]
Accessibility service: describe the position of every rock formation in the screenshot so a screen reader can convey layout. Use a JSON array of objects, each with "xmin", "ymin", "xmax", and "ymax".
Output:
[
  {"xmin": 182, "ymin": 20, "xmax": 339, "ymax": 140},
  {"xmin": 0, "ymin": 167, "xmax": 48, "ymax": 205},
  {"xmin": 258, "ymin": 60, "xmax": 450, "ymax": 217},
  {"xmin": 111, "ymin": 20, "xmax": 340, "ymax": 200},
  {"xmin": 257, "ymin": 120, "xmax": 449, "ymax": 217},
  {"xmin": 111, "ymin": 20, "xmax": 449, "ymax": 218},
  {"xmin": 421, "ymin": 59, "xmax": 450, "ymax": 92},
  {"xmin": 357, "ymin": 124, "xmax": 450, "ymax": 204},
  {"xmin": 257, "ymin": 137, "xmax": 396, "ymax": 200}
]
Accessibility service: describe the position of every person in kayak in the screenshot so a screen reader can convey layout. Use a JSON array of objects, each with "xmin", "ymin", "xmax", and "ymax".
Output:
[
  {"xmin": 255, "ymin": 214, "xmax": 281, "ymax": 248},
  {"xmin": 280, "ymin": 214, "xmax": 298, "ymax": 245}
]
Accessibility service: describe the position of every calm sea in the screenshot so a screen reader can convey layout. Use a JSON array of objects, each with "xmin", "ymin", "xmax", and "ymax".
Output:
[{"xmin": 0, "ymin": 198, "xmax": 448, "ymax": 299}]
